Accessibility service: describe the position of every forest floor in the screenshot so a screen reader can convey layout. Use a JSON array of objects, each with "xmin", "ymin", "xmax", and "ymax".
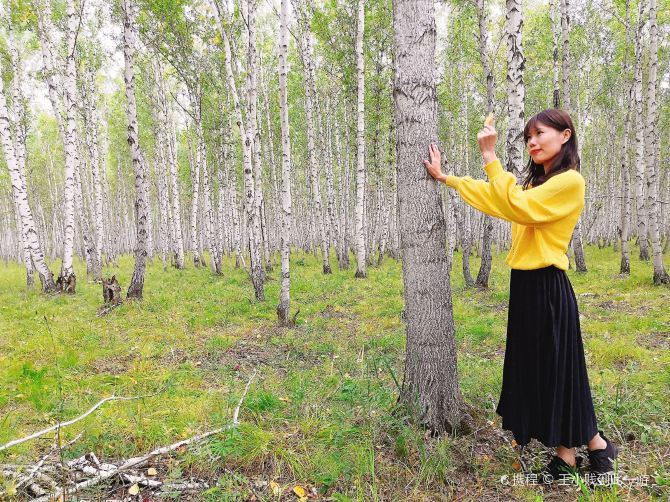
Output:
[{"xmin": 1, "ymin": 245, "xmax": 669, "ymax": 501}]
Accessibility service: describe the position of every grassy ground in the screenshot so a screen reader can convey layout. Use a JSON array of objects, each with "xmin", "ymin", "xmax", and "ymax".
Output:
[{"xmin": 0, "ymin": 245, "xmax": 669, "ymax": 501}]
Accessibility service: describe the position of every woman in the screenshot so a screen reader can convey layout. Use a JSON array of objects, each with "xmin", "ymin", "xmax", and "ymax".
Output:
[{"xmin": 423, "ymin": 109, "xmax": 618, "ymax": 483}]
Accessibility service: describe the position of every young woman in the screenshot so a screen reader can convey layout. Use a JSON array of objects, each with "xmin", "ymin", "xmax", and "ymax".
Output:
[{"xmin": 423, "ymin": 109, "xmax": 618, "ymax": 482}]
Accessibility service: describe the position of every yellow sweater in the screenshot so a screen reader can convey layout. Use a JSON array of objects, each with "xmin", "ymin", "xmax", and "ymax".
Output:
[{"xmin": 444, "ymin": 158, "xmax": 585, "ymax": 271}]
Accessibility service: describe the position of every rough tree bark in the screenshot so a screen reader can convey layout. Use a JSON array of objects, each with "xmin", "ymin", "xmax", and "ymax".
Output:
[{"xmin": 394, "ymin": 0, "xmax": 464, "ymax": 434}]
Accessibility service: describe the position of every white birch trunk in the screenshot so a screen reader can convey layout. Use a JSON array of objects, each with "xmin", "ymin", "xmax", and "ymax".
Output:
[
  {"xmin": 59, "ymin": 0, "xmax": 81, "ymax": 286},
  {"xmin": 212, "ymin": 0, "xmax": 265, "ymax": 299},
  {"xmin": 277, "ymin": 0, "xmax": 293, "ymax": 325},
  {"xmin": 354, "ymin": 0, "xmax": 367, "ymax": 278},
  {"xmin": 474, "ymin": 0, "xmax": 494, "ymax": 287},
  {"xmin": 559, "ymin": 0, "xmax": 587, "ymax": 272},
  {"xmin": 0, "ymin": 68, "xmax": 56, "ymax": 292},
  {"xmin": 619, "ymin": 0, "xmax": 633, "ymax": 275},
  {"xmin": 633, "ymin": 0, "xmax": 649, "ymax": 261},
  {"xmin": 123, "ymin": 0, "xmax": 150, "ymax": 299},
  {"xmin": 163, "ymin": 71, "xmax": 185, "ymax": 268},
  {"xmin": 246, "ymin": 0, "xmax": 270, "ymax": 276},
  {"xmin": 643, "ymin": 0, "xmax": 669, "ymax": 284},
  {"xmin": 504, "ymin": 0, "xmax": 525, "ymax": 180}
]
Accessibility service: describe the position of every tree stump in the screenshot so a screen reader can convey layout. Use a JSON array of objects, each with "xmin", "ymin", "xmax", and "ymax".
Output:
[
  {"xmin": 56, "ymin": 273, "xmax": 76, "ymax": 294},
  {"xmin": 102, "ymin": 276, "xmax": 122, "ymax": 305}
]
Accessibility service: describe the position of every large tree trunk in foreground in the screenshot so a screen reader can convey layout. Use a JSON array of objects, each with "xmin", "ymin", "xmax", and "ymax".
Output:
[
  {"xmin": 123, "ymin": 0, "xmax": 149, "ymax": 299},
  {"xmin": 393, "ymin": 0, "xmax": 463, "ymax": 434}
]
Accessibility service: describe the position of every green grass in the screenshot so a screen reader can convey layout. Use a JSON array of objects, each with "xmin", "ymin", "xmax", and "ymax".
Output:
[{"xmin": 0, "ymin": 245, "xmax": 669, "ymax": 500}]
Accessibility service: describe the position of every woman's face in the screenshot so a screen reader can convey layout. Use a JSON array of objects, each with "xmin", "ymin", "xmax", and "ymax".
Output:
[{"xmin": 526, "ymin": 121, "xmax": 571, "ymax": 165}]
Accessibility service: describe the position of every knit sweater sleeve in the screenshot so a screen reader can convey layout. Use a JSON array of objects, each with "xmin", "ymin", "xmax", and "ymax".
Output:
[{"xmin": 443, "ymin": 158, "xmax": 585, "ymax": 227}]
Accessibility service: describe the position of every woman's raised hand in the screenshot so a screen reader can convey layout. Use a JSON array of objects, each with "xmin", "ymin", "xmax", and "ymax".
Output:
[
  {"xmin": 477, "ymin": 114, "xmax": 498, "ymax": 165},
  {"xmin": 423, "ymin": 143, "xmax": 447, "ymax": 183}
]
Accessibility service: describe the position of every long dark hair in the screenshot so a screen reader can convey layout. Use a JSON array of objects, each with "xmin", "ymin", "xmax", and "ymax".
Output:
[{"xmin": 522, "ymin": 108, "xmax": 580, "ymax": 190}]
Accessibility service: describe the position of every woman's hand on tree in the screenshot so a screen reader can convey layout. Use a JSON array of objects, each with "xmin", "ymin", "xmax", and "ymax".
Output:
[
  {"xmin": 477, "ymin": 124, "xmax": 498, "ymax": 165},
  {"xmin": 423, "ymin": 143, "xmax": 447, "ymax": 183}
]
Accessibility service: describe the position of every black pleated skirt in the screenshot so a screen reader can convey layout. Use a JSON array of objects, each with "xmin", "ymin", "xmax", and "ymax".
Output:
[{"xmin": 495, "ymin": 265, "xmax": 599, "ymax": 448}]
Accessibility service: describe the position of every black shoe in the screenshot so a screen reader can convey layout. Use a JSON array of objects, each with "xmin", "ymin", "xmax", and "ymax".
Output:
[
  {"xmin": 533, "ymin": 455, "xmax": 583, "ymax": 484},
  {"xmin": 587, "ymin": 430, "xmax": 619, "ymax": 486}
]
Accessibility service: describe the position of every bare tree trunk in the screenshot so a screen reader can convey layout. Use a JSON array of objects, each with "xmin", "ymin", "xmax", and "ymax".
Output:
[
  {"xmin": 335, "ymin": 117, "xmax": 351, "ymax": 270},
  {"xmin": 191, "ymin": 90, "xmax": 220, "ymax": 274},
  {"xmin": 473, "ymin": 3, "xmax": 494, "ymax": 287},
  {"xmin": 292, "ymin": 0, "xmax": 332, "ymax": 275},
  {"xmin": 394, "ymin": 0, "xmax": 464, "ymax": 434},
  {"xmin": 504, "ymin": 0, "xmax": 525, "ymax": 181},
  {"xmin": 460, "ymin": 95, "xmax": 475, "ymax": 287},
  {"xmin": 187, "ymin": 130, "xmax": 202, "ymax": 267},
  {"xmin": 559, "ymin": 0, "xmax": 587, "ymax": 272},
  {"xmin": 123, "ymin": 0, "xmax": 149, "ymax": 299},
  {"xmin": 354, "ymin": 0, "xmax": 367, "ymax": 278},
  {"xmin": 550, "ymin": 0, "xmax": 561, "ymax": 108},
  {"xmin": 246, "ymin": 0, "xmax": 270, "ymax": 277},
  {"xmin": 324, "ymin": 99, "xmax": 340, "ymax": 264},
  {"xmin": 643, "ymin": 0, "xmax": 669, "ymax": 284},
  {"xmin": 161, "ymin": 67, "xmax": 186, "ymax": 269},
  {"xmin": 0, "ymin": 70, "xmax": 56, "ymax": 292},
  {"xmin": 82, "ymin": 68, "xmax": 105, "ymax": 276},
  {"xmin": 6, "ymin": 18, "xmax": 37, "ymax": 287},
  {"xmin": 212, "ymin": 0, "xmax": 265, "ymax": 300},
  {"xmin": 59, "ymin": 0, "xmax": 81, "ymax": 288},
  {"xmin": 633, "ymin": 0, "xmax": 649, "ymax": 261},
  {"xmin": 277, "ymin": 0, "xmax": 293, "ymax": 325},
  {"xmin": 73, "ymin": 148, "xmax": 100, "ymax": 280},
  {"xmin": 619, "ymin": 0, "xmax": 633, "ymax": 275}
]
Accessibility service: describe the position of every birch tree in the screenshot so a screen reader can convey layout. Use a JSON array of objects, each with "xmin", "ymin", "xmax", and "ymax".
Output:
[
  {"xmin": 504, "ymin": 0, "xmax": 525, "ymax": 181},
  {"xmin": 123, "ymin": 0, "xmax": 150, "ymax": 299},
  {"xmin": 212, "ymin": 0, "xmax": 265, "ymax": 300},
  {"xmin": 354, "ymin": 0, "xmax": 367, "ymax": 278},
  {"xmin": 277, "ymin": 0, "xmax": 293, "ymax": 325},
  {"xmin": 0, "ymin": 64, "xmax": 56, "ymax": 292},
  {"xmin": 559, "ymin": 0, "xmax": 587, "ymax": 272},
  {"xmin": 619, "ymin": 0, "xmax": 633, "ymax": 275},
  {"xmin": 632, "ymin": 0, "xmax": 649, "ymax": 262},
  {"xmin": 643, "ymin": 0, "xmax": 669, "ymax": 284},
  {"xmin": 474, "ymin": 0, "xmax": 494, "ymax": 288},
  {"xmin": 36, "ymin": 0, "xmax": 82, "ymax": 289},
  {"xmin": 292, "ymin": 0, "xmax": 332, "ymax": 274}
]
